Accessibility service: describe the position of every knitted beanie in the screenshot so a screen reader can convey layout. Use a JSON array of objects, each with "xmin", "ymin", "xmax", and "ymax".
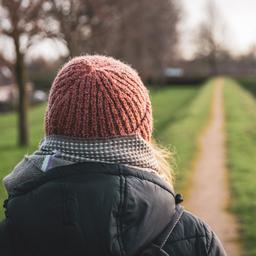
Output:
[{"xmin": 44, "ymin": 55, "xmax": 153, "ymax": 141}]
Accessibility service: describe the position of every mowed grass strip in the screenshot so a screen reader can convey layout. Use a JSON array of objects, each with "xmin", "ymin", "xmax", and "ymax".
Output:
[
  {"xmin": 150, "ymin": 86, "xmax": 201, "ymax": 136},
  {"xmin": 0, "ymin": 103, "xmax": 46, "ymax": 219},
  {"xmin": 157, "ymin": 80, "xmax": 214, "ymax": 191},
  {"xmin": 224, "ymin": 79, "xmax": 256, "ymax": 255}
]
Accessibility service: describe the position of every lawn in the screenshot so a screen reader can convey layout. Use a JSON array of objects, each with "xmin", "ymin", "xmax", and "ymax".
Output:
[
  {"xmin": 238, "ymin": 77, "xmax": 256, "ymax": 97},
  {"xmin": 224, "ymin": 78, "xmax": 256, "ymax": 255},
  {"xmin": 155, "ymin": 80, "xmax": 214, "ymax": 191},
  {"xmin": 0, "ymin": 103, "xmax": 46, "ymax": 219},
  {"xmin": 150, "ymin": 86, "xmax": 200, "ymax": 135},
  {"xmin": 0, "ymin": 82, "xmax": 213, "ymax": 219}
]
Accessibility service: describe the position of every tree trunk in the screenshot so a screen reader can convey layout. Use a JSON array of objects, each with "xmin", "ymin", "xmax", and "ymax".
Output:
[{"xmin": 14, "ymin": 36, "xmax": 29, "ymax": 146}]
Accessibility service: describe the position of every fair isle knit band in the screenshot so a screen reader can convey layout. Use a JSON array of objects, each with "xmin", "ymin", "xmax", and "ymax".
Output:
[{"xmin": 35, "ymin": 134, "xmax": 160, "ymax": 173}]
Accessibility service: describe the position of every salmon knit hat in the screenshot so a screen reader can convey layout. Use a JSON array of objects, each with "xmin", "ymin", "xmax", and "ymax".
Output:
[{"xmin": 44, "ymin": 55, "xmax": 153, "ymax": 141}]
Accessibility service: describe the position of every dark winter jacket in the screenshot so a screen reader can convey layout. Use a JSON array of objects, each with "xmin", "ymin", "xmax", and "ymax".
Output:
[{"xmin": 0, "ymin": 161, "xmax": 226, "ymax": 256}]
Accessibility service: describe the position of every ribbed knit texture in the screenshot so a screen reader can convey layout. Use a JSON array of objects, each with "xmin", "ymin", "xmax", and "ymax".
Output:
[{"xmin": 45, "ymin": 55, "xmax": 153, "ymax": 141}]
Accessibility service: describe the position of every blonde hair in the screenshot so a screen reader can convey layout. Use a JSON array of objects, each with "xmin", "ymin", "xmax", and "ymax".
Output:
[{"xmin": 149, "ymin": 138, "xmax": 176, "ymax": 186}]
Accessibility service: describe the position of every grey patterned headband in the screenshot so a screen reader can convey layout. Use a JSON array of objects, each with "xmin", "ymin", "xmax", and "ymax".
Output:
[{"xmin": 36, "ymin": 134, "xmax": 160, "ymax": 173}]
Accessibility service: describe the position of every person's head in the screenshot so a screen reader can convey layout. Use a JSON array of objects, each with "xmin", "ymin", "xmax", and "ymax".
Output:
[{"xmin": 44, "ymin": 55, "xmax": 174, "ymax": 184}]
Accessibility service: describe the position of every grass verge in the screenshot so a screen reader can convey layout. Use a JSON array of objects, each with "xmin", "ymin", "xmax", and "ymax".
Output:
[
  {"xmin": 0, "ymin": 103, "xmax": 46, "ymax": 219},
  {"xmin": 224, "ymin": 78, "xmax": 256, "ymax": 255},
  {"xmin": 156, "ymin": 80, "xmax": 214, "ymax": 191},
  {"xmin": 150, "ymin": 86, "xmax": 200, "ymax": 136}
]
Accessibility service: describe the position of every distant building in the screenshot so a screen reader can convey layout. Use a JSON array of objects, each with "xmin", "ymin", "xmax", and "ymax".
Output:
[
  {"xmin": 0, "ymin": 66, "xmax": 13, "ymax": 85},
  {"xmin": 164, "ymin": 67, "xmax": 184, "ymax": 78},
  {"xmin": 0, "ymin": 83, "xmax": 34, "ymax": 112},
  {"xmin": 0, "ymin": 85, "xmax": 17, "ymax": 103}
]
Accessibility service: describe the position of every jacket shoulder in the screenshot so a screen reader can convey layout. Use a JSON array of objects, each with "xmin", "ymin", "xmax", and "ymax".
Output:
[{"xmin": 163, "ymin": 210, "xmax": 227, "ymax": 256}]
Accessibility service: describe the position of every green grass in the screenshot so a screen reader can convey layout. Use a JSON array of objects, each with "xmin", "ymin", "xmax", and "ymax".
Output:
[
  {"xmin": 0, "ymin": 103, "xmax": 46, "ymax": 219},
  {"xmin": 0, "ymin": 83, "xmax": 213, "ymax": 219},
  {"xmin": 156, "ymin": 81, "xmax": 214, "ymax": 191},
  {"xmin": 224, "ymin": 79, "xmax": 256, "ymax": 255},
  {"xmin": 238, "ymin": 77, "xmax": 256, "ymax": 98},
  {"xmin": 150, "ymin": 86, "xmax": 201, "ymax": 136}
]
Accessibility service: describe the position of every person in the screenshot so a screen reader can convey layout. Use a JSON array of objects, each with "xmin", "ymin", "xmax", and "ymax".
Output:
[{"xmin": 0, "ymin": 55, "xmax": 226, "ymax": 256}]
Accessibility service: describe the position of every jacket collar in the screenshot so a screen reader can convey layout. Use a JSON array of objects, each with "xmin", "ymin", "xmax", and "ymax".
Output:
[{"xmin": 10, "ymin": 161, "xmax": 175, "ymax": 198}]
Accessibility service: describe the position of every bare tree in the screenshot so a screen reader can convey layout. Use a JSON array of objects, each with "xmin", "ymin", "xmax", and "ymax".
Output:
[
  {"xmin": 46, "ymin": 0, "xmax": 181, "ymax": 80},
  {"xmin": 45, "ymin": 0, "xmax": 118, "ymax": 57},
  {"xmin": 45, "ymin": 0, "xmax": 89, "ymax": 57},
  {"xmin": 91, "ymin": 0, "xmax": 181, "ymax": 81},
  {"xmin": 194, "ymin": 0, "xmax": 227, "ymax": 76},
  {"xmin": 0, "ymin": 0, "xmax": 46, "ymax": 146}
]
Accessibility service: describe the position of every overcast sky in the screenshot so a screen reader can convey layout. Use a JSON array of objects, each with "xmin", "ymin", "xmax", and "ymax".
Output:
[{"xmin": 180, "ymin": 0, "xmax": 256, "ymax": 58}]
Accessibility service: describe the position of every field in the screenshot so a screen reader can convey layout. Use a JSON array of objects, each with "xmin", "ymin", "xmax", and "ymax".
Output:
[
  {"xmin": 151, "ymin": 81, "xmax": 214, "ymax": 190},
  {"xmin": 0, "ymin": 103, "xmax": 46, "ymax": 219},
  {"xmin": 224, "ymin": 79, "xmax": 256, "ymax": 255},
  {"xmin": 2, "ymin": 78, "xmax": 256, "ymax": 255},
  {"xmin": 0, "ymin": 82, "xmax": 213, "ymax": 220}
]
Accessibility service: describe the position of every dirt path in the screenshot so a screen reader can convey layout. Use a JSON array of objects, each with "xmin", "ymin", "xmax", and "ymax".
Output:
[{"xmin": 185, "ymin": 79, "xmax": 241, "ymax": 255}]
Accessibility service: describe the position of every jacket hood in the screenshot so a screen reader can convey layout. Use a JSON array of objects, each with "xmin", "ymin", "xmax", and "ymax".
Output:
[{"xmin": 6, "ymin": 161, "xmax": 177, "ymax": 256}]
